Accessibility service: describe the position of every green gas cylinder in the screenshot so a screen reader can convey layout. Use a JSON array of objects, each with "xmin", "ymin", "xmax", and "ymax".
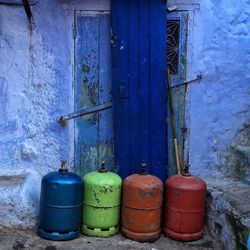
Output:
[{"xmin": 82, "ymin": 161, "xmax": 122, "ymax": 237}]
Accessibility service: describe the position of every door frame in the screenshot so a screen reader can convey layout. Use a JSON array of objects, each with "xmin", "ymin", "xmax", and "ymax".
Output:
[{"xmin": 167, "ymin": 11, "xmax": 188, "ymax": 176}]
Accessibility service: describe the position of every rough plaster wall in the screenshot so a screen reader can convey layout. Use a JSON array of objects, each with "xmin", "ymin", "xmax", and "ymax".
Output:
[
  {"xmin": 0, "ymin": 1, "xmax": 71, "ymax": 228},
  {"xmin": 188, "ymin": 0, "xmax": 250, "ymax": 180},
  {"xmin": 206, "ymin": 178, "xmax": 250, "ymax": 250},
  {"xmin": 0, "ymin": 0, "xmax": 249, "ymax": 230}
]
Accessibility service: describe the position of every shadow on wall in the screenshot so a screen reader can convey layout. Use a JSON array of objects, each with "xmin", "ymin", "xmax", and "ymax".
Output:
[{"xmin": 220, "ymin": 124, "xmax": 250, "ymax": 183}]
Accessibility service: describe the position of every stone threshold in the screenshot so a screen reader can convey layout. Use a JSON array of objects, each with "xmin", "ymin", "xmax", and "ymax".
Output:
[{"xmin": 205, "ymin": 176, "xmax": 250, "ymax": 250}]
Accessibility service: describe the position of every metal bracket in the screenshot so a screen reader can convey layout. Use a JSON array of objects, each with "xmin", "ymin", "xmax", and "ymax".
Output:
[
  {"xmin": 171, "ymin": 74, "xmax": 202, "ymax": 88},
  {"xmin": 167, "ymin": 5, "xmax": 178, "ymax": 12},
  {"xmin": 22, "ymin": 0, "xmax": 33, "ymax": 24},
  {"xmin": 58, "ymin": 102, "xmax": 112, "ymax": 127}
]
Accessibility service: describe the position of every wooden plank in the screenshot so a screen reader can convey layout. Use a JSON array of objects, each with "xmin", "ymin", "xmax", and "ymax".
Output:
[
  {"xmin": 167, "ymin": 86, "xmax": 186, "ymax": 176},
  {"xmin": 139, "ymin": 0, "xmax": 151, "ymax": 171},
  {"xmin": 128, "ymin": 0, "xmax": 140, "ymax": 174},
  {"xmin": 111, "ymin": 0, "xmax": 130, "ymax": 178},
  {"xmin": 149, "ymin": 0, "xmax": 167, "ymax": 180},
  {"xmin": 98, "ymin": 14, "xmax": 114, "ymax": 170},
  {"xmin": 75, "ymin": 12, "xmax": 113, "ymax": 176},
  {"xmin": 167, "ymin": 12, "xmax": 188, "ymax": 176},
  {"xmin": 111, "ymin": 0, "xmax": 167, "ymax": 180},
  {"xmin": 75, "ymin": 14, "xmax": 99, "ymax": 176}
]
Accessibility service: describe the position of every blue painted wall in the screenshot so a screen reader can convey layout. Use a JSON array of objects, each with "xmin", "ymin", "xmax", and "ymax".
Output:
[
  {"xmin": 183, "ymin": 0, "xmax": 250, "ymax": 182},
  {"xmin": 0, "ymin": 0, "xmax": 249, "ymax": 229},
  {"xmin": 0, "ymin": 0, "xmax": 70, "ymax": 228},
  {"xmin": 0, "ymin": 0, "xmax": 110, "ymax": 228}
]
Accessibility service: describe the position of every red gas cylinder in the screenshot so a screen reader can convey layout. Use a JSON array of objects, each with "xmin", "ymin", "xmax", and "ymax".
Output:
[
  {"xmin": 121, "ymin": 163, "xmax": 163, "ymax": 242},
  {"xmin": 163, "ymin": 166, "xmax": 207, "ymax": 241}
]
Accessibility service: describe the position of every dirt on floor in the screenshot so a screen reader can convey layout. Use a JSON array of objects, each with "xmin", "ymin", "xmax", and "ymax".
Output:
[{"xmin": 0, "ymin": 228, "xmax": 222, "ymax": 250}]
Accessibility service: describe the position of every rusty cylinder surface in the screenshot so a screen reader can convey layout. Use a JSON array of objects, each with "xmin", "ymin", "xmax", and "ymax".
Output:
[
  {"xmin": 163, "ymin": 174, "xmax": 207, "ymax": 241},
  {"xmin": 121, "ymin": 173, "xmax": 163, "ymax": 242}
]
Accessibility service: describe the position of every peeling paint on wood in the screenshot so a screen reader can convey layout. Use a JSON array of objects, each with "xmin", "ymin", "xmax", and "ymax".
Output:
[
  {"xmin": 74, "ymin": 11, "xmax": 113, "ymax": 177},
  {"xmin": 167, "ymin": 11, "xmax": 188, "ymax": 176}
]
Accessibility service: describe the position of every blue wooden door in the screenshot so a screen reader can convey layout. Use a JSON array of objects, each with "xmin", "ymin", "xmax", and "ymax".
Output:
[
  {"xmin": 111, "ymin": 0, "xmax": 167, "ymax": 181},
  {"xmin": 74, "ymin": 11, "xmax": 113, "ymax": 176}
]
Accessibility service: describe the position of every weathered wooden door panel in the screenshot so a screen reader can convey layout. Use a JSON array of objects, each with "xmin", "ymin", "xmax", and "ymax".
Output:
[
  {"xmin": 74, "ymin": 11, "xmax": 113, "ymax": 176},
  {"xmin": 111, "ymin": 0, "xmax": 167, "ymax": 181},
  {"xmin": 167, "ymin": 12, "xmax": 188, "ymax": 176}
]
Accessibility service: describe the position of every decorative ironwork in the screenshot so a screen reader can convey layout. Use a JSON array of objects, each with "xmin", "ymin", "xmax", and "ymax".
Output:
[{"xmin": 167, "ymin": 20, "xmax": 180, "ymax": 75}]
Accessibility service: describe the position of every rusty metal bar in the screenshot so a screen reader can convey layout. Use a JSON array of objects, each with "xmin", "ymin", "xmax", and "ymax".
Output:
[
  {"xmin": 22, "ymin": 0, "xmax": 32, "ymax": 24},
  {"xmin": 171, "ymin": 74, "xmax": 202, "ymax": 89},
  {"xmin": 58, "ymin": 102, "xmax": 113, "ymax": 127}
]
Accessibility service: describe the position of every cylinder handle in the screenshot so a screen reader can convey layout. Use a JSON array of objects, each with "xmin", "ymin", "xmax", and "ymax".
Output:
[
  {"xmin": 99, "ymin": 160, "xmax": 107, "ymax": 173},
  {"xmin": 183, "ymin": 162, "xmax": 191, "ymax": 177},
  {"xmin": 140, "ymin": 162, "xmax": 148, "ymax": 175},
  {"xmin": 59, "ymin": 160, "xmax": 68, "ymax": 172}
]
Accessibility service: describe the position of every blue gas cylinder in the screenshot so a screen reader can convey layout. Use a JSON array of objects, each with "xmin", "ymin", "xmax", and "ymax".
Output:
[
  {"xmin": 37, "ymin": 160, "xmax": 82, "ymax": 240},
  {"xmin": 247, "ymin": 233, "xmax": 250, "ymax": 250}
]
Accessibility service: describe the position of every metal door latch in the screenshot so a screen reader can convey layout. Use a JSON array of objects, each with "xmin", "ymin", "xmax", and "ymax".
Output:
[{"xmin": 57, "ymin": 102, "xmax": 112, "ymax": 127}]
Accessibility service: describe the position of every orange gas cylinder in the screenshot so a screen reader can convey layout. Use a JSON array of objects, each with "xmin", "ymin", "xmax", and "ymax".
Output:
[
  {"xmin": 121, "ymin": 163, "xmax": 163, "ymax": 242},
  {"xmin": 163, "ymin": 166, "xmax": 207, "ymax": 241}
]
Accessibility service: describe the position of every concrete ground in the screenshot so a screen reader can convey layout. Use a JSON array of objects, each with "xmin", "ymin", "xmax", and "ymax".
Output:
[{"xmin": 0, "ymin": 228, "xmax": 221, "ymax": 250}]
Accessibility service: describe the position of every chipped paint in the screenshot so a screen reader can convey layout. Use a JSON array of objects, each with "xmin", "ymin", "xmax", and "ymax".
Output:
[
  {"xmin": 186, "ymin": 0, "xmax": 250, "ymax": 179},
  {"xmin": 82, "ymin": 170, "xmax": 121, "ymax": 236},
  {"xmin": 75, "ymin": 12, "xmax": 113, "ymax": 176},
  {"xmin": 167, "ymin": 11, "xmax": 188, "ymax": 176},
  {"xmin": 122, "ymin": 173, "xmax": 163, "ymax": 241},
  {"xmin": 0, "ymin": 0, "xmax": 71, "ymax": 228},
  {"xmin": 82, "ymin": 64, "xmax": 90, "ymax": 73}
]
